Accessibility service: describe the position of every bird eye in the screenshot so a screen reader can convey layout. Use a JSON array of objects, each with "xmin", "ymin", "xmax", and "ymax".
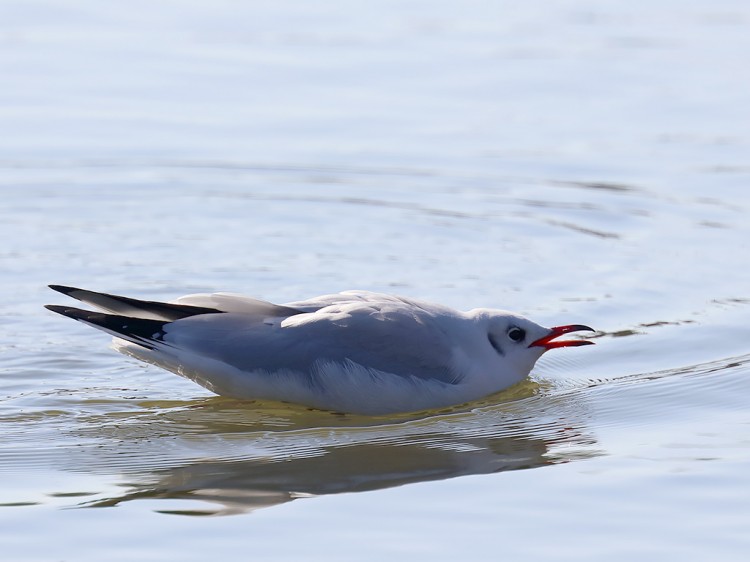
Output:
[{"xmin": 508, "ymin": 327, "xmax": 526, "ymax": 343}]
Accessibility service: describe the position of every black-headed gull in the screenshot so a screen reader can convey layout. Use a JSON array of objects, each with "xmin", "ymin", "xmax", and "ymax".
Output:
[{"xmin": 45, "ymin": 285, "xmax": 594, "ymax": 415}]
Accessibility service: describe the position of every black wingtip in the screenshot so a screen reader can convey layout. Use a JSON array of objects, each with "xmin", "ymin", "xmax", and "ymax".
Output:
[
  {"xmin": 45, "ymin": 304, "xmax": 169, "ymax": 349},
  {"xmin": 46, "ymin": 284, "xmax": 222, "ymax": 320},
  {"xmin": 44, "ymin": 304, "xmax": 93, "ymax": 321},
  {"xmin": 48, "ymin": 284, "xmax": 80, "ymax": 296}
]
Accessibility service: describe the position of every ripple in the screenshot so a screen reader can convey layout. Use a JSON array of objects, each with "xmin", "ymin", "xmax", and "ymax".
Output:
[
  {"xmin": 5, "ymin": 297, "xmax": 750, "ymax": 517},
  {"xmin": 71, "ymin": 406, "xmax": 596, "ymax": 516},
  {"xmin": 3, "ymin": 343, "xmax": 748, "ymax": 515},
  {"xmin": 0, "ymin": 374, "xmax": 602, "ymax": 514}
]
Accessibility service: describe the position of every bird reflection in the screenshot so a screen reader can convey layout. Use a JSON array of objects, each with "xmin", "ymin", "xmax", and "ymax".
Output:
[{"xmin": 77, "ymin": 389, "xmax": 598, "ymax": 516}]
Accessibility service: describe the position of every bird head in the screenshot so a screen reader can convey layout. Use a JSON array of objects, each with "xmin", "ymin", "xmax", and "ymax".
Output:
[{"xmin": 477, "ymin": 310, "xmax": 595, "ymax": 385}]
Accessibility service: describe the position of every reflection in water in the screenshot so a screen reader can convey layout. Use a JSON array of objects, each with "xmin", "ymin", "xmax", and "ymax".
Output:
[
  {"xmin": 66, "ymin": 350, "xmax": 750, "ymax": 516},
  {"xmin": 86, "ymin": 434, "xmax": 558, "ymax": 516},
  {"xmin": 67, "ymin": 385, "xmax": 599, "ymax": 516}
]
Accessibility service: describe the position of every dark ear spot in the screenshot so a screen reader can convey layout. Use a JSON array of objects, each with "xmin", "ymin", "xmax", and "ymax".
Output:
[{"xmin": 488, "ymin": 333, "xmax": 505, "ymax": 356}]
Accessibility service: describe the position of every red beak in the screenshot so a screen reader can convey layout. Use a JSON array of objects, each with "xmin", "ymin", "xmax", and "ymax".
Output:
[{"xmin": 529, "ymin": 324, "xmax": 595, "ymax": 350}]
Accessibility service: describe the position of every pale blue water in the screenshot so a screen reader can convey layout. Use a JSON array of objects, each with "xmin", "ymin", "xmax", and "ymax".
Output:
[{"xmin": 1, "ymin": 2, "xmax": 749, "ymax": 560}]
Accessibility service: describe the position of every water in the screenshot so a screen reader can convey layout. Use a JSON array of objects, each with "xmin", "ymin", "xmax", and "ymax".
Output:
[{"xmin": 1, "ymin": 1, "xmax": 750, "ymax": 560}]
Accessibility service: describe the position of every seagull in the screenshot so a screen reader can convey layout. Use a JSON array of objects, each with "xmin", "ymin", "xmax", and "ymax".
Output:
[{"xmin": 45, "ymin": 285, "xmax": 594, "ymax": 415}]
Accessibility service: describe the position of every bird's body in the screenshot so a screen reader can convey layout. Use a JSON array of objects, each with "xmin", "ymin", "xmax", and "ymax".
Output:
[{"xmin": 46, "ymin": 286, "xmax": 593, "ymax": 415}]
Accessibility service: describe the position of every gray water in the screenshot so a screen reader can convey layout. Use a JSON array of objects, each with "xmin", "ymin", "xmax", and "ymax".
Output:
[{"xmin": 1, "ymin": 2, "xmax": 749, "ymax": 560}]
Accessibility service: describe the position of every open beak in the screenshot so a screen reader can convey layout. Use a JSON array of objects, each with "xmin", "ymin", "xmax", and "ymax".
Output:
[{"xmin": 529, "ymin": 324, "xmax": 595, "ymax": 350}]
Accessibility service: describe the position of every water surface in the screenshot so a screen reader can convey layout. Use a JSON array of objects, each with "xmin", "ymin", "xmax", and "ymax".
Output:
[{"xmin": 1, "ymin": 2, "xmax": 749, "ymax": 560}]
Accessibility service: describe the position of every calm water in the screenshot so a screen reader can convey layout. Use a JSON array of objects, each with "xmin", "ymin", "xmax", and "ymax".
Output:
[{"xmin": 1, "ymin": 2, "xmax": 750, "ymax": 560}]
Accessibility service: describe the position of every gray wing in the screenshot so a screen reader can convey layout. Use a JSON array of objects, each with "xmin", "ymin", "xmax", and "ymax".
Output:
[
  {"xmin": 173, "ymin": 292, "xmax": 304, "ymax": 318},
  {"xmin": 163, "ymin": 297, "xmax": 462, "ymax": 384}
]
